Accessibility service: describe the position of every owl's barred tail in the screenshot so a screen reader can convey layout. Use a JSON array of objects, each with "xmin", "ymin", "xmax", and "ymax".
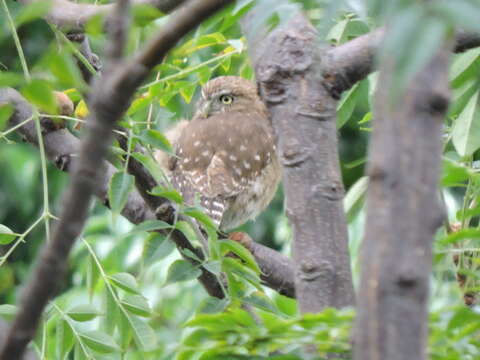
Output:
[{"xmin": 202, "ymin": 197, "xmax": 225, "ymax": 229}]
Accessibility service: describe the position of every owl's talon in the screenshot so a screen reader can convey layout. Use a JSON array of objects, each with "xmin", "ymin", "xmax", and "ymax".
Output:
[{"xmin": 228, "ymin": 231, "xmax": 253, "ymax": 251}]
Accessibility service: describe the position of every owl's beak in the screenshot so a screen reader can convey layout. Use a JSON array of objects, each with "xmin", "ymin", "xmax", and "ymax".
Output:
[{"xmin": 201, "ymin": 100, "xmax": 211, "ymax": 118}]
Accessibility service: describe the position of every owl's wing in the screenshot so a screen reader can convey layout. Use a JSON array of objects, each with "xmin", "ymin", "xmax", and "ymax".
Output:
[{"xmin": 171, "ymin": 151, "xmax": 244, "ymax": 228}]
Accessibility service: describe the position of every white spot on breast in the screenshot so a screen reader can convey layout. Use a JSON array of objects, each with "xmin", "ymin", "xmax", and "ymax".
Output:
[
  {"xmin": 183, "ymin": 158, "xmax": 190, "ymax": 164},
  {"xmin": 240, "ymin": 144, "xmax": 247, "ymax": 151},
  {"xmin": 202, "ymin": 150, "xmax": 210, "ymax": 157},
  {"xmin": 254, "ymin": 154, "xmax": 261, "ymax": 161},
  {"xmin": 194, "ymin": 140, "xmax": 201, "ymax": 147},
  {"xmin": 243, "ymin": 161, "xmax": 251, "ymax": 169},
  {"xmin": 229, "ymin": 155, "xmax": 237, "ymax": 161},
  {"xmin": 228, "ymin": 137, "xmax": 233, "ymax": 144},
  {"xmin": 234, "ymin": 167, "xmax": 242, "ymax": 176},
  {"xmin": 195, "ymin": 157, "xmax": 201, "ymax": 163}
]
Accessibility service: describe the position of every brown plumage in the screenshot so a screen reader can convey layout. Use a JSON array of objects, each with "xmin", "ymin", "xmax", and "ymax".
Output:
[{"xmin": 169, "ymin": 76, "xmax": 281, "ymax": 231}]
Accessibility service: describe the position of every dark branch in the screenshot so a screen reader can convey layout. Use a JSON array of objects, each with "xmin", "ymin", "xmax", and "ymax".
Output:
[
  {"xmin": 0, "ymin": 0, "xmax": 232, "ymax": 358},
  {"xmin": 0, "ymin": 88, "xmax": 154, "ymax": 224}
]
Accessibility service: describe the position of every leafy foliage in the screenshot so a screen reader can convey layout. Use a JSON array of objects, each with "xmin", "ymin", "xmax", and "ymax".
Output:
[{"xmin": 1, "ymin": 0, "xmax": 480, "ymax": 359}]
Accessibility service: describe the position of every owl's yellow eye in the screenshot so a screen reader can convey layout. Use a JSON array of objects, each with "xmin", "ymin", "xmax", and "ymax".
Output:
[{"xmin": 219, "ymin": 94, "xmax": 234, "ymax": 104}]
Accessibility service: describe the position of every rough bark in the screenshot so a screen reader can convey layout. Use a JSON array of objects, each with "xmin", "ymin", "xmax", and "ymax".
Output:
[
  {"xmin": 245, "ymin": 13, "xmax": 355, "ymax": 313},
  {"xmin": 353, "ymin": 41, "xmax": 451, "ymax": 360},
  {"xmin": 0, "ymin": 1, "xmax": 232, "ymax": 358}
]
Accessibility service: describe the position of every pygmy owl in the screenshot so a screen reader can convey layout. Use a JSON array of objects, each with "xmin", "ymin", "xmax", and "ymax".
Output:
[{"xmin": 168, "ymin": 76, "xmax": 281, "ymax": 231}]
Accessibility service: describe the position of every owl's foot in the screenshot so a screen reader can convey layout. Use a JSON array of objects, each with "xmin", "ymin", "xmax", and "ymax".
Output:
[{"xmin": 228, "ymin": 232, "xmax": 253, "ymax": 251}]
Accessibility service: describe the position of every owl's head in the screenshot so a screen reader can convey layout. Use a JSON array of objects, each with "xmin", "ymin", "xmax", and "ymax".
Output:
[{"xmin": 195, "ymin": 76, "xmax": 265, "ymax": 118}]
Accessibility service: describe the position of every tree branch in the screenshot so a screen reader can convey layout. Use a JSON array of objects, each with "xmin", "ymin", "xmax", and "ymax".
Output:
[
  {"xmin": 0, "ymin": 0, "xmax": 232, "ymax": 358},
  {"xmin": 19, "ymin": 0, "xmax": 187, "ymax": 30},
  {"xmin": 244, "ymin": 13, "xmax": 355, "ymax": 313},
  {"xmin": 353, "ymin": 36, "xmax": 451, "ymax": 360},
  {"xmin": 0, "ymin": 87, "xmax": 154, "ymax": 224},
  {"xmin": 323, "ymin": 28, "xmax": 480, "ymax": 97}
]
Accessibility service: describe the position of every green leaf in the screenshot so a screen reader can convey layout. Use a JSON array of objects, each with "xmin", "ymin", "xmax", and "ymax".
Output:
[
  {"xmin": 109, "ymin": 273, "xmax": 140, "ymax": 294},
  {"xmin": 448, "ymin": 306, "xmax": 480, "ymax": 330},
  {"xmin": 126, "ymin": 314, "xmax": 157, "ymax": 351},
  {"xmin": 66, "ymin": 304, "xmax": 101, "ymax": 322},
  {"xmin": 452, "ymin": 91, "xmax": 480, "ymax": 157},
  {"xmin": 131, "ymin": 152, "xmax": 166, "ymax": 184},
  {"xmin": 179, "ymin": 82, "xmax": 197, "ymax": 104},
  {"xmin": 337, "ymin": 82, "xmax": 360, "ymax": 129},
  {"xmin": 244, "ymin": 292, "xmax": 279, "ymax": 314},
  {"xmin": 220, "ymin": 240, "xmax": 260, "ymax": 274},
  {"xmin": 175, "ymin": 221, "xmax": 198, "ymax": 244},
  {"xmin": 21, "ymin": 79, "xmax": 57, "ymax": 114},
  {"xmin": 121, "ymin": 294, "xmax": 151, "ymax": 317},
  {"xmin": 46, "ymin": 51, "xmax": 86, "ymax": 90},
  {"xmin": 441, "ymin": 158, "xmax": 471, "ymax": 186},
  {"xmin": 102, "ymin": 289, "xmax": 118, "ymax": 335},
  {"xmin": 86, "ymin": 256, "xmax": 99, "ymax": 300},
  {"xmin": 0, "ymin": 304, "xmax": 17, "ymax": 320},
  {"xmin": 180, "ymin": 248, "xmax": 203, "ymax": 263},
  {"xmin": 183, "ymin": 207, "xmax": 217, "ymax": 230},
  {"xmin": 203, "ymin": 260, "xmax": 222, "ymax": 276},
  {"xmin": 126, "ymin": 95, "xmax": 153, "ymax": 116},
  {"xmin": 142, "ymin": 233, "xmax": 175, "ymax": 264},
  {"xmin": 449, "ymin": 48, "xmax": 480, "ymax": 87},
  {"xmin": 197, "ymin": 297, "xmax": 229, "ymax": 314},
  {"xmin": 132, "ymin": 4, "xmax": 164, "ymax": 26},
  {"xmin": 0, "ymin": 224, "xmax": 17, "ymax": 245},
  {"xmin": 108, "ymin": 171, "xmax": 135, "ymax": 217},
  {"xmin": 149, "ymin": 186, "xmax": 183, "ymax": 204},
  {"xmin": 222, "ymin": 257, "xmax": 262, "ymax": 290},
  {"xmin": 0, "ymin": 72, "xmax": 24, "ymax": 87},
  {"xmin": 344, "ymin": 176, "xmax": 368, "ymax": 222},
  {"xmin": 14, "ymin": 0, "xmax": 52, "ymax": 27},
  {"xmin": 130, "ymin": 219, "xmax": 172, "ymax": 234},
  {"xmin": 79, "ymin": 330, "xmax": 120, "ymax": 354},
  {"xmin": 436, "ymin": 228, "xmax": 480, "ymax": 248},
  {"xmin": 164, "ymin": 259, "xmax": 202, "ymax": 285},
  {"xmin": 56, "ymin": 319, "xmax": 75, "ymax": 360}
]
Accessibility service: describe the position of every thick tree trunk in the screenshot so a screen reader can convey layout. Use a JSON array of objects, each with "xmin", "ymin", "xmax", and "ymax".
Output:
[
  {"xmin": 354, "ymin": 42, "xmax": 451, "ymax": 360},
  {"xmin": 245, "ymin": 13, "xmax": 355, "ymax": 313}
]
